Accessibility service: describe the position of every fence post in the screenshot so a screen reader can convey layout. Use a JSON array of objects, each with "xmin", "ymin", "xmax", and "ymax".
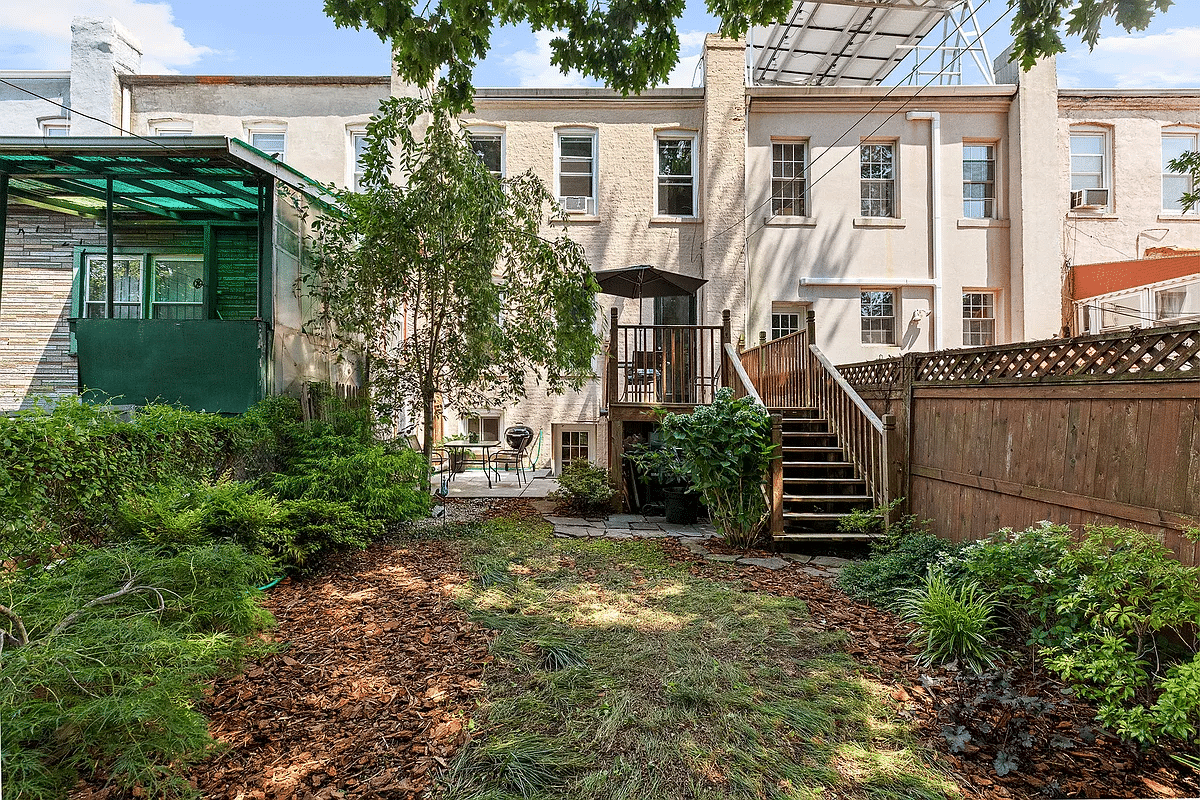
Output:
[
  {"xmin": 607, "ymin": 306, "xmax": 619, "ymax": 407},
  {"xmin": 770, "ymin": 414, "xmax": 784, "ymax": 539},
  {"xmin": 805, "ymin": 310, "xmax": 817, "ymax": 407},
  {"xmin": 721, "ymin": 309, "xmax": 732, "ymax": 389},
  {"xmin": 806, "ymin": 309, "xmax": 816, "ymax": 345},
  {"xmin": 882, "ymin": 413, "xmax": 903, "ymax": 527},
  {"xmin": 900, "ymin": 352, "xmax": 916, "ymax": 515}
]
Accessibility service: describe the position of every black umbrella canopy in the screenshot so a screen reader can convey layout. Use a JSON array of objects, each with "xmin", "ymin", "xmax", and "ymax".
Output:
[{"xmin": 593, "ymin": 265, "xmax": 707, "ymax": 298}]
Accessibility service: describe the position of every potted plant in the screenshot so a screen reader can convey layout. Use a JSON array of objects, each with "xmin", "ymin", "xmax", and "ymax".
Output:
[{"xmin": 625, "ymin": 438, "xmax": 700, "ymax": 524}]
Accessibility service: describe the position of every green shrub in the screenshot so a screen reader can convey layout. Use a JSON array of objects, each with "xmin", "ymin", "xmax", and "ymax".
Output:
[
  {"xmin": 0, "ymin": 543, "xmax": 273, "ymax": 799},
  {"xmin": 114, "ymin": 480, "xmax": 382, "ymax": 568},
  {"xmin": 954, "ymin": 522, "xmax": 1200, "ymax": 745},
  {"xmin": 837, "ymin": 507, "xmax": 956, "ymax": 608},
  {"xmin": 549, "ymin": 459, "xmax": 616, "ymax": 516},
  {"xmin": 270, "ymin": 443, "xmax": 429, "ymax": 523},
  {"xmin": 656, "ymin": 388, "xmax": 775, "ymax": 546},
  {"xmin": 897, "ymin": 568, "xmax": 1005, "ymax": 674}
]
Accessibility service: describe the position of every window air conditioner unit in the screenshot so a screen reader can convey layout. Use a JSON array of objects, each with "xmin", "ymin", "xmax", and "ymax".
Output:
[
  {"xmin": 1070, "ymin": 188, "xmax": 1109, "ymax": 209},
  {"xmin": 561, "ymin": 196, "xmax": 595, "ymax": 215}
]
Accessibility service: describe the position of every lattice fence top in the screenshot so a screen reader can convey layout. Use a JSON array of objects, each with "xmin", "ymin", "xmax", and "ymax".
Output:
[{"xmin": 840, "ymin": 323, "xmax": 1200, "ymax": 386}]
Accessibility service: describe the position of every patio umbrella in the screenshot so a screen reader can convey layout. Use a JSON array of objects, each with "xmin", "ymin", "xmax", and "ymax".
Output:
[{"xmin": 593, "ymin": 265, "xmax": 707, "ymax": 298}]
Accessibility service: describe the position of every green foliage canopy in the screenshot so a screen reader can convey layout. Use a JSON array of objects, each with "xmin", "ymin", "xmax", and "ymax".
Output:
[
  {"xmin": 325, "ymin": 0, "xmax": 1176, "ymax": 111},
  {"xmin": 308, "ymin": 97, "xmax": 600, "ymax": 464}
]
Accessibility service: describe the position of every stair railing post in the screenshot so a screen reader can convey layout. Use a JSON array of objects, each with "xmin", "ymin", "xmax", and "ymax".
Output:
[
  {"xmin": 770, "ymin": 413, "xmax": 784, "ymax": 539},
  {"xmin": 721, "ymin": 309, "xmax": 732, "ymax": 390},
  {"xmin": 805, "ymin": 310, "xmax": 816, "ymax": 407},
  {"xmin": 882, "ymin": 413, "xmax": 903, "ymax": 528}
]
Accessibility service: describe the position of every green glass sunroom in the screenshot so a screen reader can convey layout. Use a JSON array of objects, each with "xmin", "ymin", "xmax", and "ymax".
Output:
[{"xmin": 0, "ymin": 136, "xmax": 336, "ymax": 412}]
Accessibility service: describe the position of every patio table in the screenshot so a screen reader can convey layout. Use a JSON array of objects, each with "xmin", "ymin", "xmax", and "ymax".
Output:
[{"xmin": 443, "ymin": 440, "xmax": 502, "ymax": 488}]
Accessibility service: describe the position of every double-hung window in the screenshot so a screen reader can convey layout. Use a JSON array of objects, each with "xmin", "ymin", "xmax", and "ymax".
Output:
[
  {"xmin": 1069, "ymin": 127, "xmax": 1110, "ymax": 210},
  {"xmin": 84, "ymin": 255, "xmax": 144, "ymax": 318},
  {"xmin": 349, "ymin": 129, "xmax": 369, "ymax": 191},
  {"xmin": 1162, "ymin": 129, "xmax": 1199, "ymax": 213},
  {"xmin": 468, "ymin": 129, "xmax": 505, "ymax": 180},
  {"xmin": 860, "ymin": 143, "xmax": 896, "ymax": 217},
  {"xmin": 656, "ymin": 133, "xmax": 696, "ymax": 216},
  {"xmin": 247, "ymin": 125, "xmax": 287, "ymax": 160},
  {"xmin": 962, "ymin": 292, "xmax": 996, "ymax": 346},
  {"xmin": 860, "ymin": 290, "xmax": 896, "ymax": 345},
  {"xmin": 772, "ymin": 140, "xmax": 808, "ymax": 216},
  {"xmin": 962, "ymin": 144, "xmax": 996, "ymax": 219},
  {"xmin": 557, "ymin": 130, "xmax": 597, "ymax": 214}
]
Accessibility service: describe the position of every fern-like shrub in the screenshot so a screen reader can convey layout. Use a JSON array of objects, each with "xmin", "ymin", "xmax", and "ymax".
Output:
[
  {"xmin": 897, "ymin": 567, "xmax": 1005, "ymax": 674},
  {"xmin": 1, "ymin": 544, "xmax": 273, "ymax": 799},
  {"xmin": 269, "ymin": 443, "xmax": 429, "ymax": 523}
]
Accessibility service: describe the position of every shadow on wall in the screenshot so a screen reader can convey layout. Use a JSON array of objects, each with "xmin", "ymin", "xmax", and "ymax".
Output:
[{"xmin": 9, "ymin": 295, "xmax": 77, "ymax": 412}]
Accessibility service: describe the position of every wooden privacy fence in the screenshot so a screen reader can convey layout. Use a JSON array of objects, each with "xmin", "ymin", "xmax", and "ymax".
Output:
[
  {"xmin": 300, "ymin": 381, "xmax": 366, "ymax": 424},
  {"xmin": 841, "ymin": 322, "xmax": 1200, "ymax": 564}
]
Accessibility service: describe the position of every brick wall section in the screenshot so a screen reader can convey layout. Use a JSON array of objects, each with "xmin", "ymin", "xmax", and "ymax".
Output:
[{"xmin": 1, "ymin": 207, "xmax": 207, "ymax": 411}]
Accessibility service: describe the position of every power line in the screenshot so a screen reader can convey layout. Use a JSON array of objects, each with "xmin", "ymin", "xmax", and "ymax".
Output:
[{"xmin": 702, "ymin": 0, "xmax": 1006, "ymax": 250}]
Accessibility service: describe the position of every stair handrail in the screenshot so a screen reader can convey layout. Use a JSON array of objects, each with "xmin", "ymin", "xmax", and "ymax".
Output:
[
  {"xmin": 724, "ymin": 342, "xmax": 765, "ymax": 408},
  {"xmin": 805, "ymin": 344, "xmax": 892, "ymax": 508}
]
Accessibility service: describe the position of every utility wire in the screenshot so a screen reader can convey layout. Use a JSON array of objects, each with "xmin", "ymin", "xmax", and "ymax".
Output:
[{"xmin": 702, "ymin": 0, "xmax": 1007, "ymax": 249}]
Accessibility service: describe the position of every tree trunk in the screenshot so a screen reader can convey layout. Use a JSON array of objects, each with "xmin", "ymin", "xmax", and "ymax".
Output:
[{"xmin": 421, "ymin": 387, "xmax": 436, "ymax": 487}]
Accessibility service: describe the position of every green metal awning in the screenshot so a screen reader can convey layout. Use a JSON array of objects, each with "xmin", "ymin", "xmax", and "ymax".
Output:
[{"xmin": 0, "ymin": 136, "xmax": 335, "ymax": 220}]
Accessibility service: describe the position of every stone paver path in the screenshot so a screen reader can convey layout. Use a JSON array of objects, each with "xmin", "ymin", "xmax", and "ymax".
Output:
[{"xmin": 545, "ymin": 512, "xmax": 850, "ymax": 578}]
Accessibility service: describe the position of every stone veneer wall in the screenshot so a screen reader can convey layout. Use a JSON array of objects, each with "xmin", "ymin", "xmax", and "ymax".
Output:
[{"xmin": 0, "ymin": 207, "xmax": 205, "ymax": 411}]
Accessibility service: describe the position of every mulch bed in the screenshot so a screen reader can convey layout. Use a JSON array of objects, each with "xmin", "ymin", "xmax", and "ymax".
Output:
[
  {"xmin": 659, "ymin": 537, "xmax": 1200, "ymax": 800},
  {"xmin": 191, "ymin": 538, "xmax": 494, "ymax": 800}
]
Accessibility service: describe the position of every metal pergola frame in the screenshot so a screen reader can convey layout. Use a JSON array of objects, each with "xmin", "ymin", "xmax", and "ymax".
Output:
[{"xmin": 0, "ymin": 136, "xmax": 333, "ymax": 319}]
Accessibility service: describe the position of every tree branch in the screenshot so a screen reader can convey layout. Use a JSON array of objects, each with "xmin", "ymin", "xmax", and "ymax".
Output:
[
  {"xmin": 0, "ymin": 602, "xmax": 29, "ymax": 647},
  {"xmin": 47, "ymin": 578, "xmax": 166, "ymax": 640}
]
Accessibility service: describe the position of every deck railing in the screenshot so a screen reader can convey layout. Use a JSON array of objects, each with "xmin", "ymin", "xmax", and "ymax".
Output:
[
  {"xmin": 737, "ymin": 329, "xmax": 810, "ymax": 408},
  {"xmin": 604, "ymin": 310, "xmax": 726, "ymax": 407}
]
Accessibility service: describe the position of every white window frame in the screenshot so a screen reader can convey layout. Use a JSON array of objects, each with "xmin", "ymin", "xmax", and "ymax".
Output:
[
  {"xmin": 962, "ymin": 290, "xmax": 997, "ymax": 346},
  {"xmin": 860, "ymin": 141, "xmax": 898, "ymax": 218},
  {"xmin": 465, "ymin": 413, "xmax": 502, "ymax": 443},
  {"xmin": 962, "ymin": 141, "xmax": 997, "ymax": 220},
  {"xmin": 149, "ymin": 118, "xmax": 193, "ymax": 136},
  {"xmin": 38, "ymin": 117, "xmax": 70, "ymax": 136},
  {"xmin": 770, "ymin": 301, "xmax": 808, "ymax": 340},
  {"xmin": 1161, "ymin": 127, "xmax": 1199, "ymax": 214},
  {"xmin": 1069, "ymin": 126, "xmax": 1112, "ymax": 212},
  {"xmin": 347, "ymin": 126, "xmax": 368, "ymax": 191},
  {"xmin": 245, "ymin": 122, "xmax": 287, "ymax": 160},
  {"xmin": 83, "ymin": 253, "xmax": 147, "ymax": 319},
  {"xmin": 555, "ymin": 127, "xmax": 598, "ymax": 215},
  {"xmin": 466, "ymin": 124, "xmax": 506, "ymax": 180},
  {"xmin": 655, "ymin": 129, "xmax": 698, "ymax": 218},
  {"xmin": 771, "ymin": 138, "xmax": 809, "ymax": 217},
  {"xmin": 555, "ymin": 424, "xmax": 595, "ymax": 473},
  {"xmin": 860, "ymin": 288, "xmax": 898, "ymax": 345},
  {"xmin": 1077, "ymin": 274, "xmax": 1200, "ymax": 333}
]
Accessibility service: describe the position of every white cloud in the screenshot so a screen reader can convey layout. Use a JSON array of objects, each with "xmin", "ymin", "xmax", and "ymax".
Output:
[
  {"xmin": 1059, "ymin": 27, "xmax": 1200, "ymax": 88},
  {"xmin": 0, "ymin": 0, "xmax": 212, "ymax": 73},
  {"xmin": 665, "ymin": 30, "xmax": 707, "ymax": 87},
  {"xmin": 504, "ymin": 30, "xmax": 597, "ymax": 88}
]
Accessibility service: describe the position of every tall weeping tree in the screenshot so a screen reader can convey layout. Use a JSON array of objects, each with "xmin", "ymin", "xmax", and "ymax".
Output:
[{"xmin": 308, "ymin": 96, "xmax": 601, "ymax": 468}]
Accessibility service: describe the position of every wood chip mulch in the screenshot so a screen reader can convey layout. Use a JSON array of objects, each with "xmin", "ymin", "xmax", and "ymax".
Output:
[
  {"xmin": 659, "ymin": 537, "xmax": 1200, "ymax": 800},
  {"xmin": 190, "ymin": 539, "xmax": 494, "ymax": 800}
]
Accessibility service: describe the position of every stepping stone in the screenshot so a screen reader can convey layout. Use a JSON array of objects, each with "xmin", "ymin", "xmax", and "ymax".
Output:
[
  {"xmin": 629, "ymin": 529, "xmax": 674, "ymax": 538},
  {"xmin": 603, "ymin": 520, "xmax": 631, "ymax": 529},
  {"xmin": 810, "ymin": 556, "xmax": 851, "ymax": 567},
  {"xmin": 800, "ymin": 566, "xmax": 832, "ymax": 577},
  {"xmin": 548, "ymin": 516, "xmax": 603, "ymax": 528},
  {"xmin": 780, "ymin": 553, "xmax": 812, "ymax": 564},
  {"xmin": 704, "ymin": 553, "xmax": 740, "ymax": 562},
  {"xmin": 603, "ymin": 532, "xmax": 634, "ymax": 540},
  {"xmin": 555, "ymin": 526, "xmax": 595, "ymax": 538},
  {"xmin": 659, "ymin": 524, "xmax": 699, "ymax": 535},
  {"xmin": 629, "ymin": 522, "xmax": 664, "ymax": 530},
  {"xmin": 736, "ymin": 556, "xmax": 791, "ymax": 570},
  {"xmin": 678, "ymin": 537, "xmax": 707, "ymax": 546},
  {"xmin": 608, "ymin": 514, "xmax": 642, "ymax": 524}
]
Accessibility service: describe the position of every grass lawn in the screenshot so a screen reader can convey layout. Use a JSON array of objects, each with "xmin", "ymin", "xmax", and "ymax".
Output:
[{"xmin": 431, "ymin": 516, "xmax": 960, "ymax": 800}]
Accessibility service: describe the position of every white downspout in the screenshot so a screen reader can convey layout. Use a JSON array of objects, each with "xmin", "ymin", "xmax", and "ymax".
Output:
[{"xmin": 906, "ymin": 111, "xmax": 943, "ymax": 350}]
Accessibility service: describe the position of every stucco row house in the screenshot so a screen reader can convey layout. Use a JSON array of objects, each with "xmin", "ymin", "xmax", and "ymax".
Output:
[{"xmin": 3, "ymin": 12, "xmax": 1199, "ymax": 472}]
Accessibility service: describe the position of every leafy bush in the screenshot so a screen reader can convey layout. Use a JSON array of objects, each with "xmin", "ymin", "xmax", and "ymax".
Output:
[
  {"xmin": 1, "ymin": 544, "xmax": 273, "ymax": 799},
  {"xmin": 837, "ymin": 506, "xmax": 955, "ymax": 608},
  {"xmin": 897, "ymin": 568, "xmax": 1005, "ymax": 674},
  {"xmin": 115, "ymin": 480, "xmax": 382, "ymax": 568},
  {"xmin": 0, "ymin": 398, "xmax": 243, "ymax": 564},
  {"xmin": 953, "ymin": 522, "xmax": 1200, "ymax": 745},
  {"xmin": 657, "ymin": 388, "xmax": 775, "ymax": 547},
  {"xmin": 549, "ymin": 459, "xmax": 616, "ymax": 516}
]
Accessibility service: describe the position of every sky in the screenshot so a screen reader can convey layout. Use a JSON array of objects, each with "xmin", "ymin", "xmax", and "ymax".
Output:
[{"xmin": 2, "ymin": 0, "xmax": 1200, "ymax": 89}]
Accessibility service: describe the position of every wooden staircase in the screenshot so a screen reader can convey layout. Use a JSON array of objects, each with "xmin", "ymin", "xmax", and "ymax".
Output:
[{"xmin": 775, "ymin": 407, "xmax": 875, "ymax": 540}]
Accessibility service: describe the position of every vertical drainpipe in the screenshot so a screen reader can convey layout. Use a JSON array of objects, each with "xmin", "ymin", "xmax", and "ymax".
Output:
[
  {"xmin": 906, "ymin": 111, "xmax": 943, "ymax": 350},
  {"xmin": 0, "ymin": 174, "xmax": 8, "ymax": 319},
  {"xmin": 106, "ymin": 178, "xmax": 115, "ymax": 320}
]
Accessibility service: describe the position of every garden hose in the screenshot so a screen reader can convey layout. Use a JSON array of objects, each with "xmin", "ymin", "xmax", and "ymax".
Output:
[{"xmin": 256, "ymin": 576, "xmax": 285, "ymax": 592}]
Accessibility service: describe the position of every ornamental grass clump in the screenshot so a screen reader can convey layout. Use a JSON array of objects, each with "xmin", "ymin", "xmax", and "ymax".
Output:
[
  {"xmin": 657, "ymin": 388, "xmax": 775, "ymax": 548},
  {"xmin": 897, "ymin": 567, "xmax": 1005, "ymax": 674}
]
